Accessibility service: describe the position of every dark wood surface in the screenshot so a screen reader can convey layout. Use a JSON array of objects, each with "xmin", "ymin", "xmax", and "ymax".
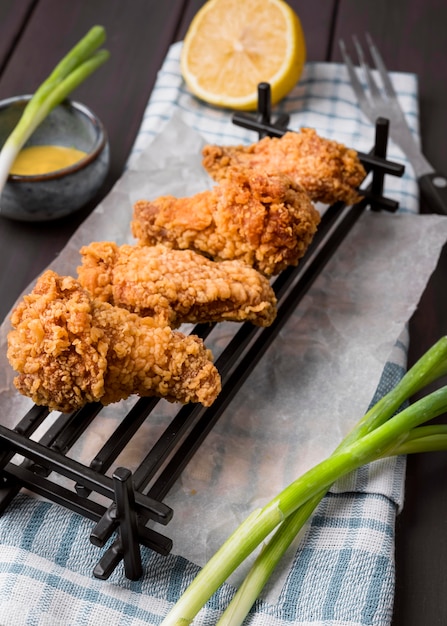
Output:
[{"xmin": 0, "ymin": 1, "xmax": 446, "ymax": 623}]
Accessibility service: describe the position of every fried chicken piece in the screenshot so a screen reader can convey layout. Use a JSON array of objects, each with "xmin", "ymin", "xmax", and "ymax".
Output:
[
  {"xmin": 202, "ymin": 128, "xmax": 366, "ymax": 205},
  {"xmin": 132, "ymin": 169, "xmax": 320, "ymax": 276},
  {"xmin": 77, "ymin": 242, "xmax": 277, "ymax": 328},
  {"xmin": 7, "ymin": 270, "xmax": 221, "ymax": 413}
]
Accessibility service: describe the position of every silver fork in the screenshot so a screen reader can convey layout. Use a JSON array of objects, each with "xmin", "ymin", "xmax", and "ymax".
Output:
[{"xmin": 339, "ymin": 34, "xmax": 447, "ymax": 215}]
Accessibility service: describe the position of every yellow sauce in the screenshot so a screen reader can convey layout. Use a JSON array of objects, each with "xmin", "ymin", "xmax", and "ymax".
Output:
[{"xmin": 10, "ymin": 145, "xmax": 87, "ymax": 176}]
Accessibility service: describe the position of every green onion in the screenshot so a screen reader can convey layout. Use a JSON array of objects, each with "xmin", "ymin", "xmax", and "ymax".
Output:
[
  {"xmin": 161, "ymin": 336, "xmax": 447, "ymax": 625},
  {"xmin": 0, "ymin": 25, "xmax": 109, "ymax": 195}
]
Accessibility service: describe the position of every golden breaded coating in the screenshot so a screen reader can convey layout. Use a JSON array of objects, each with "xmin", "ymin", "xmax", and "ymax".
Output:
[
  {"xmin": 132, "ymin": 169, "xmax": 320, "ymax": 276},
  {"xmin": 7, "ymin": 270, "xmax": 221, "ymax": 413},
  {"xmin": 77, "ymin": 242, "xmax": 277, "ymax": 327},
  {"xmin": 202, "ymin": 128, "xmax": 366, "ymax": 206}
]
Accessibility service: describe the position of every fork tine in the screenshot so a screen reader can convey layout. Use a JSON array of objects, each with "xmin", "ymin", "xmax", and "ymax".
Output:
[
  {"xmin": 365, "ymin": 33, "xmax": 397, "ymax": 99},
  {"xmin": 339, "ymin": 39, "xmax": 373, "ymax": 118},
  {"xmin": 352, "ymin": 35, "xmax": 382, "ymax": 101}
]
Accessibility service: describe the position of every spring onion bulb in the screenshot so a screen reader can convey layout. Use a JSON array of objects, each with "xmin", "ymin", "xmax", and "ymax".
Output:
[
  {"xmin": 0, "ymin": 25, "xmax": 109, "ymax": 197},
  {"xmin": 161, "ymin": 336, "xmax": 447, "ymax": 625}
]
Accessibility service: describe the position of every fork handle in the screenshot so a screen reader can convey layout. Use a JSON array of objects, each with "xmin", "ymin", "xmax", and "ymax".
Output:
[{"xmin": 418, "ymin": 172, "xmax": 447, "ymax": 215}]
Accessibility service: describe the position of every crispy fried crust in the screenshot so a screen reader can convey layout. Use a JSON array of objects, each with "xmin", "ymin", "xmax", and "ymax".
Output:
[
  {"xmin": 77, "ymin": 242, "xmax": 277, "ymax": 327},
  {"xmin": 7, "ymin": 270, "xmax": 221, "ymax": 412},
  {"xmin": 132, "ymin": 169, "xmax": 320, "ymax": 276},
  {"xmin": 202, "ymin": 128, "xmax": 366, "ymax": 205}
]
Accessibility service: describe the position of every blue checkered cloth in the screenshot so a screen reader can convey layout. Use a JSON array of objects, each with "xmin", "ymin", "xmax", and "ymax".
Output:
[{"xmin": 0, "ymin": 42, "xmax": 422, "ymax": 625}]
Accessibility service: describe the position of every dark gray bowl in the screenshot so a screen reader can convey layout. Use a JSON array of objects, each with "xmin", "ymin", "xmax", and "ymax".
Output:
[{"xmin": 0, "ymin": 96, "xmax": 110, "ymax": 221}]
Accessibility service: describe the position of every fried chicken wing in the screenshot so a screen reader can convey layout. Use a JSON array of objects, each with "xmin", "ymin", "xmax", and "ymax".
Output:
[
  {"xmin": 132, "ymin": 169, "xmax": 320, "ymax": 276},
  {"xmin": 77, "ymin": 242, "xmax": 277, "ymax": 328},
  {"xmin": 7, "ymin": 270, "xmax": 221, "ymax": 413},
  {"xmin": 202, "ymin": 128, "xmax": 366, "ymax": 206}
]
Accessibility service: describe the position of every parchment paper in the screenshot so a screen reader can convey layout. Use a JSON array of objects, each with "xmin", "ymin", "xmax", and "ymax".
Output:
[{"xmin": 0, "ymin": 114, "xmax": 446, "ymax": 595}]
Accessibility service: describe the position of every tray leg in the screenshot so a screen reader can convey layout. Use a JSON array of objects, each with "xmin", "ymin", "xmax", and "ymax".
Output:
[{"xmin": 93, "ymin": 467, "xmax": 143, "ymax": 580}]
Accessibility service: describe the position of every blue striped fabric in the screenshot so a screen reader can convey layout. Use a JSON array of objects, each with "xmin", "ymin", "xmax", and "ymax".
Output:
[{"xmin": 0, "ymin": 42, "xmax": 422, "ymax": 625}]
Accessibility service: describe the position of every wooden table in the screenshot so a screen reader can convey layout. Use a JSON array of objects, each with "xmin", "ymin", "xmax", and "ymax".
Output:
[{"xmin": 0, "ymin": 1, "xmax": 446, "ymax": 623}]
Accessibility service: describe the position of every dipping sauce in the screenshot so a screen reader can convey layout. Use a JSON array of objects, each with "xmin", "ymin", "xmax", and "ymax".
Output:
[{"xmin": 10, "ymin": 145, "xmax": 87, "ymax": 176}]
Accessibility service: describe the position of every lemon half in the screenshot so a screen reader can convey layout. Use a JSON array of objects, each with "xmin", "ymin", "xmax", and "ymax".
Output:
[{"xmin": 180, "ymin": 0, "xmax": 306, "ymax": 111}]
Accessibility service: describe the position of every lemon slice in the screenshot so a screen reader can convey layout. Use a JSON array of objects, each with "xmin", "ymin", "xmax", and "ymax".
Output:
[{"xmin": 180, "ymin": 0, "xmax": 306, "ymax": 111}]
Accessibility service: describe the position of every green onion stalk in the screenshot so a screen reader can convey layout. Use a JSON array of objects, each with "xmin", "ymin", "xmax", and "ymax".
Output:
[
  {"xmin": 0, "ymin": 25, "xmax": 109, "ymax": 196},
  {"xmin": 161, "ymin": 336, "xmax": 447, "ymax": 625}
]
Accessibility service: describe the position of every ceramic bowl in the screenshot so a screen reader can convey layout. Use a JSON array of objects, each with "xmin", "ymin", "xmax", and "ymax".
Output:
[{"xmin": 0, "ymin": 95, "xmax": 110, "ymax": 221}]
